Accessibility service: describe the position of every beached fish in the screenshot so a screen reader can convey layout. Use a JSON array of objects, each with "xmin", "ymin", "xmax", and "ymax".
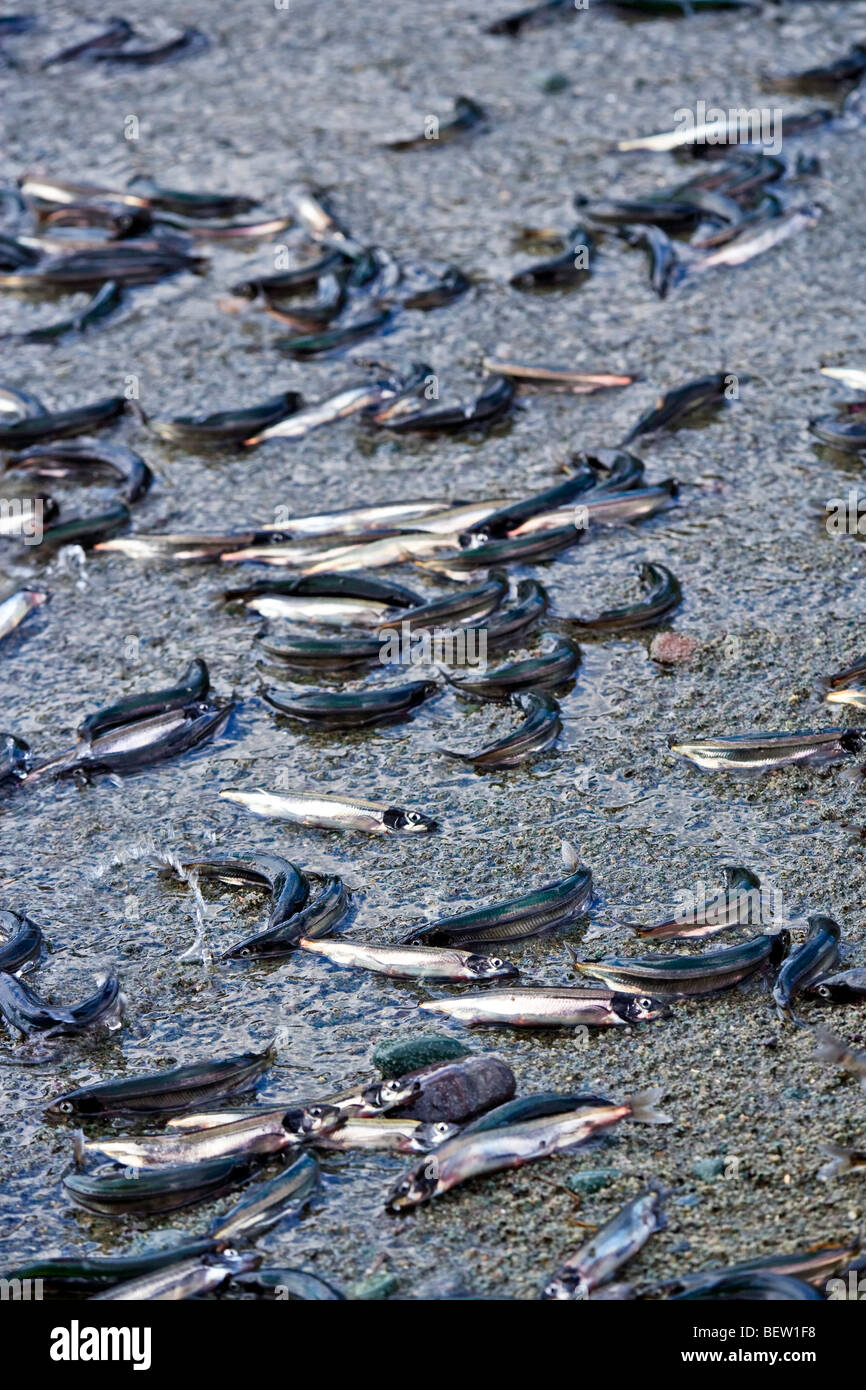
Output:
[
  {"xmin": 444, "ymin": 637, "xmax": 580, "ymax": 700},
  {"xmin": 438, "ymin": 689, "xmax": 562, "ymax": 768},
  {"xmin": 74, "ymin": 1104, "xmax": 341, "ymax": 1170},
  {"xmin": 572, "ymin": 931, "xmax": 790, "ymax": 998},
  {"xmin": 220, "ymin": 788, "xmax": 436, "ymax": 835},
  {"xmin": 92, "ymin": 1249, "xmax": 259, "ymax": 1301},
  {"xmin": 658, "ymin": 1238, "xmax": 862, "ymax": 1295},
  {"xmin": 210, "ymin": 1152, "xmax": 319, "ymax": 1240},
  {"xmin": 806, "ymin": 968, "xmax": 866, "ymax": 1004},
  {"xmin": 813, "ymin": 1028, "xmax": 866, "ymax": 1085},
  {"xmin": 0, "ymin": 970, "xmax": 124, "ymax": 1036},
  {"xmin": 511, "ymin": 482, "xmax": 678, "ymax": 533},
  {"xmin": 693, "ymin": 207, "xmax": 819, "ymax": 271},
  {"xmin": 314, "ymin": 1118, "xmax": 458, "ymax": 1154},
  {"xmin": 64, "ymin": 1152, "xmax": 263, "ymax": 1217},
  {"xmin": 264, "ymin": 680, "xmax": 437, "ymax": 729},
  {"xmin": 299, "ymin": 937, "xmax": 516, "ymax": 981},
  {"xmin": 243, "ymin": 383, "xmax": 394, "ymax": 444},
  {"xmin": 151, "ymin": 392, "xmax": 304, "ymax": 447},
  {"xmin": 557, "ymin": 563, "xmax": 681, "ymax": 632},
  {"xmin": 170, "ymin": 852, "xmax": 308, "ymax": 933},
  {"xmin": 0, "ymin": 395, "xmax": 125, "ymax": 447},
  {"xmin": 222, "ymin": 875, "xmax": 349, "ymax": 960},
  {"xmin": 387, "ymin": 1089, "xmax": 671, "ymax": 1209},
  {"xmin": 773, "ymin": 916, "xmax": 841, "ymax": 1021},
  {"xmin": 0, "ymin": 909, "xmax": 43, "ymax": 974},
  {"xmin": 0, "ymin": 588, "xmax": 47, "ymax": 643},
  {"xmin": 622, "ymin": 375, "xmax": 731, "ymax": 444},
  {"xmin": 542, "ymin": 1184, "xmax": 666, "ymax": 1299},
  {"xmin": 45, "ymin": 1046, "xmax": 274, "ymax": 1120},
  {"xmin": 670, "ymin": 729, "xmax": 863, "ymax": 774},
  {"xmin": 5, "ymin": 440, "xmax": 151, "ymax": 503},
  {"xmin": 419, "ymin": 987, "xmax": 669, "ymax": 1028},
  {"xmin": 634, "ymin": 866, "xmax": 762, "ymax": 940},
  {"xmin": 384, "ymin": 96, "xmax": 486, "ymax": 150},
  {"xmin": 481, "ymin": 360, "xmax": 634, "ymax": 393},
  {"xmin": 818, "ymin": 1143, "xmax": 866, "ymax": 1182}
]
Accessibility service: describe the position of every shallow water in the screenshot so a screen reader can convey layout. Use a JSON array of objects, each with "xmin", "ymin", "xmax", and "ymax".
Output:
[{"xmin": 1, "ymin": 0, "xmax": 866, "ymax": 1299}]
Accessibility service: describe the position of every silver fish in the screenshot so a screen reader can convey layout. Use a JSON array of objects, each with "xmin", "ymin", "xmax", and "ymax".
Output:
[
  {"xmin": 542, "ymin": 1183, "xmax": 666, "ymax": 1299},
  {"xmin": 219, "ymin": 788, "xmax": 436, "ymax": 835},
  {"xmin": 92, "ymin": 1250, "xmax": 259, "ymax": 1301},
  {"xmin": 242, "ymin": 594, "xmax": 394, "ymax": 625},
  {"xmin": 313, "ymin": 1117, "xmax": 458, "ymax": 1153},
  {"xmin": 0, "ymin": 588, "xmax": 48, "ymax": 641},
  {"xmin": 419, "ymin": 987, "xmax": 669, "ymax": 1027},
  {"xmin": 300, "ymin": 937, "xmax": 517, "ymax": 981},
  {"xmin": 74, "ymin": 1105, "xmax": 341, "ymax": 1168},
  {"xmin": 670, "ymin": 729, "xmax": 863, "ymax": 774}
]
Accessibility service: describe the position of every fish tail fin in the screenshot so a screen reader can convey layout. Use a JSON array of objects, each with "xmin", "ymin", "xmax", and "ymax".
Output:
[
  {"xmin": 72, "ymin": 1130, "xmax": 86, "ymax": 1168},
  {"xmin": 628, "ymin": 1086, "xmax": 673, "ymax": 1125},
  {"xmin": 812, "ymin": 1028, "xmax": 849, "ymax": 1066}
]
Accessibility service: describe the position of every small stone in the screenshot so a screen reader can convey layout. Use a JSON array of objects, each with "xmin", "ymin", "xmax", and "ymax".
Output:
[
  {"xmin": 372, "ymin": 1034, "xmax": 471, "ymax": 1078},
  {"xmin": 692, "ymin": 1157, "xmax": 725, "ymax": 1181},
  {"xmin": 347, "ymin": 1273, "xmax": 399, "ymax": 1301},
  {"xmin": 650, "ymin": 631, "xmax": 700, "ymax": 665},
  {"xmin": 531, "ymin": 69, "xmax": 569, "ymax": 93},
  {"xmin": 676, "ymin": 1193, "xmax": 703, "ymax": 1208},
  {"xmin": 566, "ymin": 1167, "xmax": 619, "ymax": 1195}
]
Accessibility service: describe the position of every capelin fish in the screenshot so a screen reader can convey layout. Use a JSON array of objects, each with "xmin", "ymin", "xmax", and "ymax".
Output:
[
  {"xmin": 210, "ymin": 1152, "xmax": 320, "ymax": 1241},
  {"xmin": 806, "ymin": 968, "xmax": 866, "ymax": 1004},
  {"xmin": 0, "ymin": 1240, "xmax": 224, "ymax": 1296},
  {"xmin": 621, "ymin": 374, "xmax": 732, "ymax": 445},
  {"xmin": 0, "ymin": 588, "xmax": 48, "ymax": 642},
  {"xmin": 384, "ymin": 95, "xmax": 487, "ymax": 150},
  {"xmin": 0, "ymin": 395, "xmax": 125, "ymax": 447},
  {"xmin": 375, "ymin": 376, "xmax": 514, "ymax": 436},
  {"xmin": 63, "ymin": 1152, "xmax": 263, "ymax": 1217},
  {"xmin": 40, "ymin": 16, "xmax": 133, "ymax": 66},
  {"xmin": 127, "ymin": 178, "xmax": 258, "ymax": 220},
  {"xmin": 2, "ymin": 244, "xmax": 206, "ymax": 290},
  {"xmin": 5, "ymin": 440, "xmax": 151, "ymax": 504},
  {"xmin": 634, "ymin": 866, "xmax": 762, "ymax": 940},
  {"xmin": 765, "ymin": 46, "xmax": 866, "ymax": 94},
  {"xmin": 402, "ymin": 850, "xmax": 591, "ymax": 947},
  {"xmin": 444, "ymin": 637, "xmax": 581, "ymax": 700},
  {"xmin": 693, "ymin": 206, "xmax": 820, "ymax": 272},
  {"xmin": 222, "ymin": 876, "xmax": 350, "ymax": 960},
  {"xmin": 812, "ymin": 1028, "xmax": 866, "ymax": 1085},
  {"xmin": 580, "ymin": 196, "xmax": 699, "ymax": 231},
  {"xmin": 810, "ymin": 414, "xmax": 866, "ymax": 452},
  {"xmin": 820, "ymin": 366, "xmax": 866, "ymax": 392},
  {"xmin": 258, "ymin": 500, "xmax": 452, "ymax": 538},
  {"xmin": 275, "ymin": 309, "xmax": 392, "ymax": 360},
  {"xmin": 618, "ymin": 225, "xmax": 683, "ymax": 297},
  {"xmin": 670, "ymin": 729, "xmax": 864, "ymax": 774},
  {"xmin": 438, "ymin": 689, "xmax": 562, "ymax": 769},
  {"xmin": 486, "ymin": 0, "xmax": 574, "ymax": 35},
  {"xmin": 456, "ymin": 579, "xmax": 548, "ymax": 652},
  {"xmin": 74, "ymin": 1104, "xmax": 341, "ymax": 1170},
  {"xmin": 220, "ymin": 788, "xmax": 437, "ymax": 836},
  {"xmin": 314, "ymin": 1118, "xmax": 458, "ymax": 1154},
  {"xmin": 244, "ymin": 593, "xmax": 394, "ymax": 626},
  {"xmin": 78, "ymin": 658, "xmax": 210, "ymax": 739},
  {"xmin": 299, "ymin": 531, "xmax": 463, "ymax": 575},
  {"xmin": 300, "ymin": 937, "xmax": 517, "ymax": 981},
  {"xmin": 101, "ymin": 527, "xmax": 245, "ymax": 562},
  {"xmin": 263, "ymin": 679, "xmax": 438, "ymax": 729},
  {"xmin": 35, "ymin": 503, "xmax": 131, "ymax": 552},
  {"xmin": 617, "ymin": 109, "xmax": 829, "ymax": 152},
  {"xmin": 460, "ymin": 1091, "xmax": 613, "ymax": 1134},
  {"xmin": 232, "ymin": 249, "xmax": 349, "ymax": 299},
  {"xmin": 510, "ymin": 481, "xmax": 679, "ymax": 533},
  {"xmin": 88, "ymin": 26, "xmax": 209, "ymax": 65},
  {"xmin": 671, "ymin": 1271, "xmax": 822, "ymax": 1301},
  {"xmin": 481, "ymin": 359, "xmax": 635, "ymax": 393},
  {"xmin": 30, "ymin": 703, "xmax": 232, "ymax": 779},
  {"xmin": 323, "ymin": 1074, "xmax": 423, "ymax": 1118},
  {"xmin": 0, "ymin": 383, "xmax": 47, "ymax": 419},
  {"xmin": 260, "ymin": 632, "xmax": 384, "ymax": 669},
  {"xmin": 542, "ymin": 1183, "xmax": 667, "ymax": 1300},
  {"xmin": 93, "ymin": 1249, "xmax": 260, "ymax": 1302},
  {"xmin": 386, "ymin": 1089, "xmax": 671, "ymax": 1210},
  {"xmin": 45, "ymin": 1045, "xmax": 274, "ymax": 1120},
  {"xmin": 773, "ymin": 915, "xmax": 841, "ymax": 1022},
  {"xmin": 150, "ymin": 391, "xmax": 304, "ymax": 447},
  {"xmin": 169, "ymin": 852, "xmax": 309, "ymax": 933},
  {"xmin": 419, "ymin": 987, "xmax": 669, "ymax": 1028},
  {"xmin": 0, "ymin": 733, "xmax": 30, "ymax": 785},
  {"xmin": 818, "ymin": 1142, "xmax": 866, "ymax": 1182},
  {"xmin": 510, "ymin": 226, "xmax": 594, "ymax": 289},
  {"xmin": 8, "ymin": 280, "xmax": 123, "ymax": 344},
  {"xmin": 557, "ymin": 562, "xmax": 682, "ymax": 633},
  {"xmin": 0, "ymin": 909, "xmax": 43, "ymax": 974},
  {"xmin": 417, "ymin": 524, "xmax": 584, "ymax": 575},
  {"xmin": 571, "ymin": 931, "xmax": 790, "ymax": 998},
  {"xmin": 398, "ymin": 501, "xmax": 519, "ymax": 535},
  {"xmin": 376, "ymin": 574, "xmax": 508, "ymax": 633},
  {"xmin": 0, "ymin": 970, "xmax": 124, "ymax": 1036},
  {"xmin": 659, "ymin": 1238, "xmax": 862, "ymax": 1295},
  {"xmin": 463, "ymin": 476, "xmax": 598, "ymax": 539},
  {"xmin": 244, "ymin": 382, "xmax": 394, "ymax": 445},
  {"xmin": 225, "ymin": 572, "xmax": 421, "ymax": 608}
]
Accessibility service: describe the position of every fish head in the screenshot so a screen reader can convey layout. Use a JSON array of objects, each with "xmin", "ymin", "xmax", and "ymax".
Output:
[
  {"xmin": 807, "ymin": 980, "xmax": 838, "ymax": 1003},
  {"xmin": 770, "ymin": 929, "xmax": 792, "ymax": 964},
  {"xmin": 616, "ymin": 993, "xmax": 671, "ymax": 1024},
  {"xmin": 541, "ymin": 1273, "xmax": 587, "ymax": 1301},
  {"xmin": 415, "ymin": 1121, "xmax": 460, "ymax": 1149},
  {"xmin": 45, "ymin": 1094, "xmax": 99, "ymax": 1120},
  {"xmin": 368, "ymin": 1076, "xmax": 422, "ymax": 1110},
  {"xmin": 386, "ymin": 1154, "xmax": 440, "ymax": 1211},
  {"xmin": 382, "ymin": 807, "xmax": 438, "ymax": 834},
  {"xmin": 464, "ymin": 952, "xmax": 519, "ymax": 980},
  {"xmin": 283, "ymin": 1104, "xmax": 342, "ymax": 1139}
]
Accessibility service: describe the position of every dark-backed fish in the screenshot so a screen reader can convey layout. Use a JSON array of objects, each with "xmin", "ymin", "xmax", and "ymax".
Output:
[
  {"xmin": 93, "ymin": 1249, "xmax": 259, "ymax": 1301},
  {"xmin": 571, "ymin": 931, "xmax": 790, "ymax": 998},
  {"xmin": 150, "ymin": 391, "xmax": 304, "ymax": 447},
  {"xmin": 438, "ymin": 689, "xmax": 562, "ymax": 769},
  {"xmin": 385, "ymin": 96, "xmax": 486, "ymax": 150},
  {"xmin": 0, "ymin": 395, "xmax": 125, "ymax": 447},
  {"xmin": 78, "ymin": 658, "xmax": 210, "ymax": 739},
  {"xmin": 64, "ymin": 1152, "xmax": 262, "ymax": 1217},
  {"xmin": 170, "ymin": 853, "xmax": 309, "ymax": 933},
  {"xmin": 556, "ymin": 563, "xmax": 682, "ymax": 632},
  {"xmin": 0, "ymin": 970, "xmax": 123, "ymax": 1036},
  {"xmin": 45, "ymin": 1045, "xmax": 274, "ymax": 1119},
  {"xmin": 510, "ymin": 227, "xmax": 593, "ymax": 290},
  {"xmin": 5, "ymin": 439, "xmax": 151, "ymax": 503},
  {"xmin": 210, "ymin": 1152, "xmax": 319, "ymax": 1240},
  {"xmin": 634, "ymin": 866, "xmax": 762, "ymax": 940},
  {"xmin": 773, "ymin": 915, "xmax": 841, "ymax": 1021},
  {"xmin": 375, "ymin": 376, "xmax": 513, "ymax": 436},
  {"xmin": 621, "ymin": 374, "xmax": 732, "ymax": 444},
  {"xmin": 222, "ymin": 876, "xmax": 350, "ymax": 960},
  {"xmin": 35, "ymin": 504, "xmax": 130, "ymax": 552},
  {"xmin": 444, "ymin": 637, "xmax": 580, "ymax": 699},
  {"xmin": 0, "ymin": 909, "xmax": 43, "ymax": 974},
  {"xmin": 542, "ymin": 1184, "xmax": 666, "ymax": 1299},
  {"xmin": 670, "ymin": 729, "xmax": 863, "ymax": 774},
  {"xmin": 263, "ymin": 679, "xmax": 437, "ymax": 728},
  {"xmin": 402, "ymin": 852, "xmax": 591, "ymax": 946},
  {"xmin": 806, "ymin": 968, "xmax": 866, "ymax": 1004}
]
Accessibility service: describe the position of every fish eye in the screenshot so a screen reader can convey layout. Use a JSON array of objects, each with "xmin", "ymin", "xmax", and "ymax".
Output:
[
  {"xmin": 239, "ymin": 947, "xmax": 251, "ymax": 958},
  {"xmin": 57, "ymin": 1101, "xmax": 74, "ymax": 1113},
  {"xmin": 405, "ymin": 811, "xmax": 423, "ymax": 824},
  {"xmin": 638, "ymin": 996, "xmax": 654, "ymax": 1011},
  {"xmin": 816, "ymin": 985, "xmax": 831, "ymax": 998},
  {"xmin": 490, "ymin": 958, "xmax": 504, "ymax": 969}
]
